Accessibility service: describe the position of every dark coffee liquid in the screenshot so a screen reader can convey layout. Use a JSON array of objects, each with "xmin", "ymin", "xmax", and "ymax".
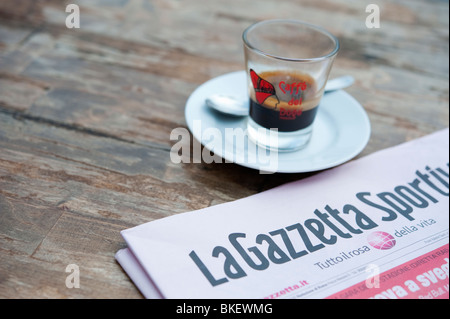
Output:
[
  {"xmin": 249, "ymin": 101, "xmax": 318, "ymax": 132},
  {"xmin": 249, "ymin": 70, "xmax": 320, "ymax": 132}
]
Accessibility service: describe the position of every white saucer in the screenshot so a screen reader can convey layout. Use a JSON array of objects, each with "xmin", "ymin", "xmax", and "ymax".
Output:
[{"xmin": 185, "ymin": 71, "xmax": 371, "ymax": 173}]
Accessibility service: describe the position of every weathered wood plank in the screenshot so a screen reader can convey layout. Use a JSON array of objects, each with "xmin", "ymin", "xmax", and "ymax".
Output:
[
  {"xmin": 0, "ymin": 195, "xmax": 142, "ymax": 298},
  {"xmin": 0, "ymin": 112, "xmax": 267, "ymax": 298}
]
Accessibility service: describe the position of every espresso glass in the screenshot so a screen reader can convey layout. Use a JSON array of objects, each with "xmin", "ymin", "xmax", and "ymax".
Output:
[{"xmin": 243, "ymin": 20, "xmax": 339, "ymax": 151}]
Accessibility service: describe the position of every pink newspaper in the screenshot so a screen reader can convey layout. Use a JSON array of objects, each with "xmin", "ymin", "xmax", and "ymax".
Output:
[{"xmin": 116, "ymin": 129, "xmax": 449, "ymax": 299}]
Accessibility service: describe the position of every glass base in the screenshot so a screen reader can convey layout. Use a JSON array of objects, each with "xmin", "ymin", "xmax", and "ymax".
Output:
[{"xmin": 247, "ymin": 117, "xmax": 313, "ymax": 152}]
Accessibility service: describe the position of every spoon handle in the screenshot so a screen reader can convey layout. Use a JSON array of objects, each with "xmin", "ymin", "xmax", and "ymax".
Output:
[{"xmin": 324, "ymin": 75, "xmax": 355, "ymax": 93}]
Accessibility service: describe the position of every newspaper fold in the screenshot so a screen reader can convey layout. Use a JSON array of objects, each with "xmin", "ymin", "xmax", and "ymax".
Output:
[{"xmin": 116, "ymin": 129, "xmax": 449, "ymax": 299}]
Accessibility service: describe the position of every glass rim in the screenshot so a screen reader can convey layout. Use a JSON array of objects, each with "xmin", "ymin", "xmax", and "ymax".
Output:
[{"xmin": 242, "ymin": 19, "xmax": 340, "ymax": 62}]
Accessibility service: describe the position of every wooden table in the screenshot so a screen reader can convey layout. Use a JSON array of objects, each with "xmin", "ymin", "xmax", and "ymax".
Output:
[{"xmin": 0, "ymin": 0, "xmax": 448, "ymax": 299}]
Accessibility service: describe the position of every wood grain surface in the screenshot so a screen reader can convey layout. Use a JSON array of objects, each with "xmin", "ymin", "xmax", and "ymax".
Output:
[{"xmin": 0, "ymin": 0, "xmax": 448, "ymax": 298}]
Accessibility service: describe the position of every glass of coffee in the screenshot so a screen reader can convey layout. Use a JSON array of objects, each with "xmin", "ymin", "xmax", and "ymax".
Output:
[{"xmin": 243, "ymin": 20, "xmax": 339, "ymax": 151}]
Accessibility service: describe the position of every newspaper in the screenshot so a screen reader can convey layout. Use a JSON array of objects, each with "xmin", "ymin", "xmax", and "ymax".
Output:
[{"xmin": 116, "ymin": 129, "xmax": 449, "ymax": 299}]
